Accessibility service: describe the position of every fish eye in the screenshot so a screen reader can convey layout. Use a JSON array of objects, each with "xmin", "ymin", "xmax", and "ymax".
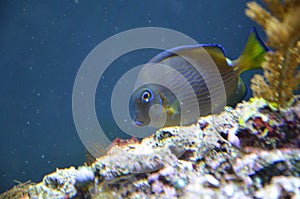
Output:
[{"xmin": 141, "ymin": 89, "xmax": 153, "ymax": 103}]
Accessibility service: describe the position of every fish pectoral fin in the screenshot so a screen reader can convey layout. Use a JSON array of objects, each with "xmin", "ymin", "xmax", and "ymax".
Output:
[
  {"xmin": 166, "ymin": 100, "xmax": 180, "ymax": 118},
  {"xmin": 165, "ymin": 105, "xmax": 174, "ymax": 115}
]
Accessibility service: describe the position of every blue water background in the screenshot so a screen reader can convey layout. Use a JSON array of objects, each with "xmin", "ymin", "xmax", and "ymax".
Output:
[{"xmin": 0, "ymin": 0, "xmax": 264, "ymax": 192}]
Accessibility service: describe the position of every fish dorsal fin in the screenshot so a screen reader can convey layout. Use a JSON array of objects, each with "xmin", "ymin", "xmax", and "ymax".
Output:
[
  {"xmin": 150, "ymin": 44, "xmax": 224, "ymax": 61},
  {"xmin": 201, "ymin": 45, "xmax": 232, "ymax": 70},
  {"xmin": 149, "ymin": 44, "xmax": 231, "ymax": 74},
  {"xmin": 201, "ymin": 44, "xmax": 226, "ymax": 56}
]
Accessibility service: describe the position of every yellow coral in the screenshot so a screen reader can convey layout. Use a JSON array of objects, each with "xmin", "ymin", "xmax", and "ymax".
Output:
[{"xmin": 246, "ymin": 0, "xmax": 300, "ymax": 107}]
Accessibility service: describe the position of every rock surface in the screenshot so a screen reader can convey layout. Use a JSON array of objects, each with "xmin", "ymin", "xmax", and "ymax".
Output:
[{"xmin": 28, "ymin": 97, "xmax": 300, "ymax": 199}]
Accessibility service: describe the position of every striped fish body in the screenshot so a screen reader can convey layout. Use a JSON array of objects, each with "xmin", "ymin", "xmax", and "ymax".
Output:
[
  {"xmin": 142, "ymin": 45, "xmax": 242, "ymax": 127},
  {"xmin": 131, "ymin": 28, "xmax": 267, "ymax": 127}
]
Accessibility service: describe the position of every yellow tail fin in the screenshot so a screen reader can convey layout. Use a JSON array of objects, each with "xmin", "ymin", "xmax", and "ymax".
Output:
[{"xmin": 235, "ymin": 28, "xmax": 268, "ymax": 73}]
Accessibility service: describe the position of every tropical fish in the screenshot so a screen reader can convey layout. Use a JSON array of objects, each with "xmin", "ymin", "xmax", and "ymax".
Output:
[{"xmin": 130, "ymin": 28, "xmax": 268, "ymax": 127}]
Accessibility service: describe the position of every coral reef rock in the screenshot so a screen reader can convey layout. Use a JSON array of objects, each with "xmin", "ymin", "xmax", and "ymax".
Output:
[{"xmin": 25, "ymin": 96, "xmax": 300, "ymax": 199}]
